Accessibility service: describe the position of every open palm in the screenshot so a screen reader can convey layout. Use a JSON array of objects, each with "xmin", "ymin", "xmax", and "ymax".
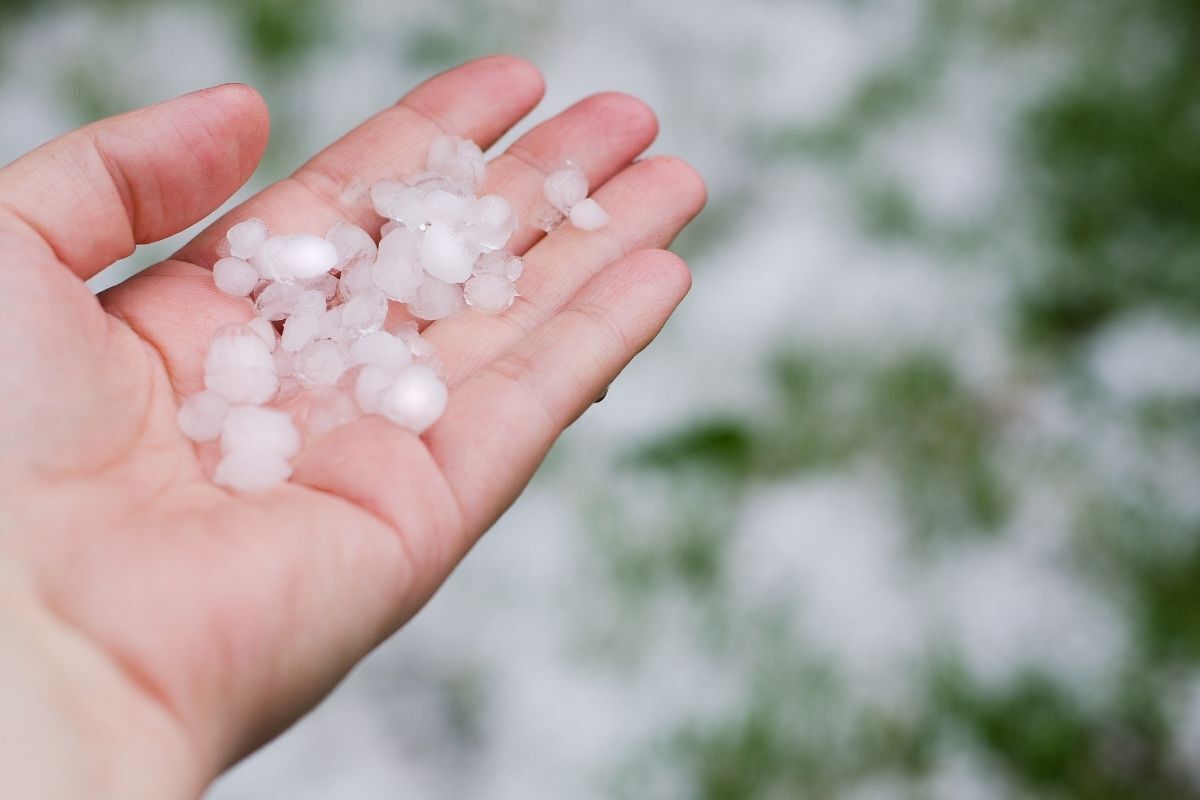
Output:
[{"xmin": 0, "ymin": 57, "xmax": 704, "ymax": 797}]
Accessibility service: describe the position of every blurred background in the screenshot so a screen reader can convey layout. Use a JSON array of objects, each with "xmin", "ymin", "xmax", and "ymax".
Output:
[{"xmin": 4, "ymin": 0, "xmax": 1200, "ymax": 796}]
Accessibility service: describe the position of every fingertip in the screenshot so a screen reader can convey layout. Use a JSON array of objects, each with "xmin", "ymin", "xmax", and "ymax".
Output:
[
  {"xmin": 586, "ymin": 91, "xmax": 659, "ymax": 143},
  {"xmin": 642, "ymin": 155, "xmax": 708, "ymax": 216}
]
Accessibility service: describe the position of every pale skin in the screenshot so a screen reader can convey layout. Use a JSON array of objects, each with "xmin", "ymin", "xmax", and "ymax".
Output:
[{"xmin": 0, "ymin": 56, "xmax": 705, "ymax": 797}]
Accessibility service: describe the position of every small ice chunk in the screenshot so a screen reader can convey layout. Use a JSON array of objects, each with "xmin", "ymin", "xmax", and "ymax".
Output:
[
  {"xmin": 534, "ymin": 205, "xmax": 565, "ymax": 233},
  {"xmin": 425, "ymin": 189, "xmax": 472, "ymax": 228},
  {"xmin": 220, "ymin": 405, "xmax": 300, "ymax": 459},
  {"xmin": 294, "ymin": 289, "xmax": 328, "ymax": 317},
  {"xmin": 568, "ymin": 197, "xmax": 610, "ymax": 230},
  {"xmin": 337, "ymin": 260, "xmax": 376, "ymax": 302},
  {"xmin": 427, "ymin": 135, "xmax": 487, "ymax": 192},
  {"xmin": 281, "ymin": 312, "xmax": 320, "ymax": 353},
  {"xmin": 473, "ymin": 251, "xmax": 523, "ymax": 280},
  {"xmin": 177, "ymin": 390, "xmax": 230, "ymax": 443},
  {"xmin": 213, "ymin": 257, "xmax": 260, "ymax": 297},
  {"xmin": 204, "ymin": 328, "xmax": 279, "ymax": 405},
  {"xmin": 325, "ymin": 221, "xmax": 377, "ymax": 270},
  {"xmin": 408, "ymin": 275, "xmax": 466, "ymax": 321},
  {"xmin": 305, "ymin": 272, "xmax": 340, "ymax": 300},
  {"xmin": 250, "ymin": 235, "xmax": 290, "ymax": 281},
  {"xmin": 274, "ymin": 347, "xmax": 294, "ymax": 378},
  {"xmin": 255, "ymin": 282, "xmax": 304, "ymax": 321},
  {"xmin": 543, "ymin": 166, "xmax": 588, "ymax": 215},
  {"xmin": 213, "ymin": 450, "xmax": 293, "ymax": 492},
  {"xmin": 464, "ymin": 273, "xmax": 517, "ymax": 313},
  {"xmin": 394, "ymin": 323, "xmax": 437, "ymax": 359},
  {"xmin": 354, "ymin": 364, "xmax": 394, "ymax": 414},
  {"xmin": 294, "ymin": 340, "xmax": 349, "ymax": 387},
  {"xmin": 227, "ymin": 219, "xmax": 270, "ymax": 260},
  {"xmin": 275, "ymin": 234, "xmax": 339, "ymax": 281},
  {"xmin": 339, "ymin": 289, "xmax": 388, "ymax": 337},
  {"xmin": 379, "ymin": 365, "xmax": 448, "ymax": 434},
  {"xmin": 350, "ymin": 331, "xmax": 412, "ymax": 373},
  {"xmin": 420, "ymin": 224, "xmax": 477, "ymax": 284},
  {"xmin": 467, "ymin": 194, "xmax": 517, "ymax": 251},
  {"xmin": 245, "ymin": 317, "xmax": 278, "ymax": 352},
  {"xmin": 374, "ymin": 228, "xmax": 424, "ymax": 302}
]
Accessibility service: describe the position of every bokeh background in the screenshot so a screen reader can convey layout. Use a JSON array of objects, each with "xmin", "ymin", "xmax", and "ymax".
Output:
[{"xmin": 4, "ymin": 0, "xmax": 1200, "ymax": 797}]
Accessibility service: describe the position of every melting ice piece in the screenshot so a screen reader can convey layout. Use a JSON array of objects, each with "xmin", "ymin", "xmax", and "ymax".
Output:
[
  {"xmin": 373, "ymin": 228, "xmax": 424, "ymax": 302},
  {"xmin": 325, "ymin": 222, "xmax": 377, "ymax": 270},
  {"xmin": 568, "ymin": 197, "xmax": 610, "ymax": 231},
  {"xmin": 420, "ymin": 224, "xmax": 478, "ymax": 284},
  {"xmin": 281, "ymin": 312, "xmax": 320, "ymax": 353},
  {"xmin": 227, "ymin": 218, "xmax": 269, "ymax": 260},
  {"xmin": 349, "ymin": 330, "xmax": 413, "ymax": 373},
  {"xmin": 354, "ymin": 365, "xmax": 394, "ymax": 414},
  {"xmin": 426, "ymin": 135, "xmax": 487, "ymax": 192},
  {"xmin": 250, "ymin": 235, "xmax": 290, "ymax": 281},
  {"xmin": 213, "ymin": 450, "xmax": 294, "ymax": 492},
  {"xmin": 213, "ymin": 405, "xmax": 300, "ymax": 491},
  {"xmin": 467, "ymin": 194, "xmax": 518, "ymax": 251},
  {"xmin": 220, "ymin": 405, "xmax": 301, "ymax": 459},
  {"xmin": 177, "ymin": 390, "xmax": 230, "ymax": 443},
  {"xmin": 379, "ymin": 365, "xmax": 448, "ymax": 434},
  {"xmin": 464, "ymin": 272, "xmax": 516, "ymax": 313},
  {"xmin": 245, "ymin": 317, "xmax": 278, "ymax": 352},
  {"xmin": 543, "ymin": 166, "xmax": 588, "ymax": 215},
  {"xmin": 294, "ymin": 340, "xmax": 349, "ymax": 387},
  {"xmin": 408, "ymin": 275, "xmax": 466, "ymax": 321},
  {"xmin": 339, "ymin": 289, "xmax": 389, "ymax": 337},
  {"xmin": 274, "ymin": 234, "xmax": 339, "ymax": 281},
  {"xmin": 204, "ymin": 327, "xmax": 279, "ymax": 405},
  {"xmin": 213, "ymin": 257, "xmax": 260, "ymax": 297}
]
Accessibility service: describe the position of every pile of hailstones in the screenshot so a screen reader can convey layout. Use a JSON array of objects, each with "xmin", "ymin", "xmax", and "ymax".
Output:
[{"xmin": 176, "ymin": 135, "xmax": 609, "ymax": 492}]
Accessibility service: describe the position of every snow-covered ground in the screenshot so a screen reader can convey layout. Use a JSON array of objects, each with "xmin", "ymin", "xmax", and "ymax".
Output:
[{"xmin": 4, "ymin": 0, "xmax": 1197, "ymax": 796}]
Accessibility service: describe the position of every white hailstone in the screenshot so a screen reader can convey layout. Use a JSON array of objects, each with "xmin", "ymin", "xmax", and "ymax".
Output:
[
  {"xmin": 325, "ymin": 221, "xmax": 377, "ymax": 270},
  {"xmin": 534, "ymin": 205, "xmax": 565, "ymax": 233},
  {"xmin": 293, "ymin": 289, "xmax": 328, "ymax": 317},
  {"xmin": 250, "ymin": 235, "xmax": 290, "ymax": 281},
  {"xmin": 245, "ymin": 317, "xmax": 278, "ymax": 352},
  {"xmin": 255, "ymin": 281, "xmax": 304, "ymax": 321},
  {"xmin": 337, "ymin": 260, "xmax": 377, "ymax": 302},
  {"xmin": 213, "ymin": 257, "xmax": 260, "ymax": 297},
  {"xmin": 227, "ymin": 218, "xmax": 270, "ymax": 260},
  {"xmin": 543, "ymin": 166, "xmax": 588, "ymax": 215},
  {"xmin": 281, "ymin": 312, "xmax": 320, "ymax": 352},
  {"xmin": 371, "ymin": 180, "xmax": 428, "ymax": 227},
  {"xmin": 213, "ymin": 450, "xmax": 294, "ymax": 492},
  {"xmin": 419, "ymin": 224, "xmax": 477, "ymax": 284},
  {"xmin": 220, "ymin": 405, "xmax": 301, "ymax": 459},
  {"xmin": 394, "ymin": 323, "xmax": 437, "ymax": 359},
  {"xmin": 349, "ymin": 330, "xmax": 412, "ymax": 373},
  {"xmin": 204, "ymin": 327, "xmax": 279, "ymax": 405},
  {"xmin": 379, "ymin": 365, "xmax": 448, "ymax": 434},
  {"xmin": 473, "ymin": 251, "xmax": 523, "ymax": 280},
  {"xmin": 464, "ymin": 272, "xmax": 517, "ymax": 313},
  {"xmin": 424, "ymin": 189, "xmax": 472, "ymax": 228},
  {"xmin": 467, "ymin": 194, "xmax": 517, "ymax": 251},
  {"xmin": 315, "ymin": 307, "xmax": 347, "ymax": 342},
  {"xmin": 177, "ymin": 390, "xmax": 230, "ymax": 443},
  {"xmin": 339, "ymin": 289, "xmax": 388, "ymax": 337},
  {"xmin": 374, "ymin": 228, "xmax": 424, "ymax": 302},
  {"xmin": 408, "ymin": 275, "xmax": 466, "ymax": 321},
  {"xmin": 294, "ymin": 340, "xmax": 349, "ymax": 387},
  {"xmin": 354, "ymin": 365, "xmax": 393, "ymax": 414},
  {"xmin": 568, "ymin": 197, "xmax": 610, "ymax": 230},
  {"xmin": 427, "ymin": 135, "xmax": 486, "ymax": 192},
  {"xmin": 215, "ymin": 237, "xmax": 232, "ymax": 259},
  {"xmin": 275, "ymin": 234, "xmax": 339, "ymax": 281}
]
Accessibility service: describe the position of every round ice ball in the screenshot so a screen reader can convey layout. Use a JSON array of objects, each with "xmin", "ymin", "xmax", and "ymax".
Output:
[
  {"xmin": 226, "ymin": 218, "xmax": 269, "ymax": 260},
  {"xmin": 379, "ymin": 365, "xmax": 448, "ymax": 434},
  {"xmin": 543, "ymin": 166, "xmax": 588, "ymax": 215},
  {"xmin": 275, "ymin": 234, "xmax": 339, "ymax": 280},
  {"xmin": 464, "ymin": 272, "xmax": 517, "ymax": 313},
  {"xmin": 213, "ymin": 257, "xmax": 260, "ymax": 297}
]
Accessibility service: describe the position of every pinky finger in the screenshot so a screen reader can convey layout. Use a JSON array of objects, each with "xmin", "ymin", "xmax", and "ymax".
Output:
[{"xmin": 425, "ymin": 248, "xmax": 692, "ymax": 533}]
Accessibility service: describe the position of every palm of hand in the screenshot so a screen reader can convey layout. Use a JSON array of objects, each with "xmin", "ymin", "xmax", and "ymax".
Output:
[{"xmin": 0, "ymin": 57, "xmax": 703, "ymax": 796}]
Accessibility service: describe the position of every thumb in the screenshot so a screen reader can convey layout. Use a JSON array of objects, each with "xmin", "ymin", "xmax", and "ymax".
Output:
[{"xmin": 0, "ymin": 84, "xmax": 269, "ymax": 281}]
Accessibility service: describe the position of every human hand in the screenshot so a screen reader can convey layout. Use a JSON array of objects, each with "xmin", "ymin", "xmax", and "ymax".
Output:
[{"xmin": 0, "ymin": 56, "xmax": 704, "ymax": 798}]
